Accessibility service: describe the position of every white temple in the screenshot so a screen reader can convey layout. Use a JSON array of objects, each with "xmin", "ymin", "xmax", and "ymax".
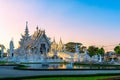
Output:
[
  {"xmin": 0, "ymin": 21, "xmax": 106, "ymax": 64},
  {"xmin": 13, "ymin": 22, "xmax": 51, "ymax": 62}
]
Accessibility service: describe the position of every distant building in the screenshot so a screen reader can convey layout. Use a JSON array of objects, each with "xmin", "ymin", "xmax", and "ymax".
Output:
[{"xmin": 104, "ymin": 51, "xmax": 117, "ymax": 61}]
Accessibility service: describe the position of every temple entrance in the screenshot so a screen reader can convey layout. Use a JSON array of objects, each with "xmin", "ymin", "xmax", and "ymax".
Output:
[{"xmin": 40, "ymin": 44, "xmax": 46, "ymax": 54}]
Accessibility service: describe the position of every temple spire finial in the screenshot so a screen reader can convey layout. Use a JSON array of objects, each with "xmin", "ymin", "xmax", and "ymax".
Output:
[
  {"xmin": 60, "ymin": 37, "xmax": 62, "ymax": 43},
  {"xmin": 25, "ymin": 21, "xmax": 29, "ymax": 37},
  {"xmin": 26, "ymin": 21, "xmax": 28, "ymax": 25},
  {"xmin": 53, "ymin": 37, "xmax": 56, "ymax": 43},
  {"xmin": 36, "ymin": 25, "xmax": 38, "ymax": 31},
  {"xmin": 57, "ymin": 38, "xmax": 64, "ymax": 52},
  {"xmin": 11, "ymin": 37, "xmax": 14, "ymax": 41}
]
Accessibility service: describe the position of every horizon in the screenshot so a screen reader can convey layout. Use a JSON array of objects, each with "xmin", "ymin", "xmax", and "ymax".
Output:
[{"xmin": 0, "ymin": 0, "xmax": 120, "ymax": 52}]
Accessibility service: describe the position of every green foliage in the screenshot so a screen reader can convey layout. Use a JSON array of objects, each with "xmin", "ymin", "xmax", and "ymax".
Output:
[
  {"xmin": 0, "ymin": 61, "xmax": 6, "ymax": 64},
  {"xmin": 88, "ymin": 46, "xmax": 105, "ymax": 57},
  {"xmin": 114, "ymin": 45, "xmax": 120, "ymax": 54},
  {"xmin": 65, "ymin": 42, "xmax": 82, "ymax": 53},
  {"xmin": 88, "ymin": 46, "xmax": 98, "ymax": 57},
  {"xmin": 97, "ymin": 48, "xmax": 105, "ymax": 55}
]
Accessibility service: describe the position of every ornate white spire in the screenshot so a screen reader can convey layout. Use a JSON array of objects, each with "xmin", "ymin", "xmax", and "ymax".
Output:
[
  {"xmin": 57, "ymin": 38, "xmax": 64, "ymax": 52},
  {"xmin": 53, "ymin": 37, "xmax": 56, "ymax": 44},
  {"xmin": 9, "ymin": 39, "xmax": 14, "ymax": 57},
  {"xmin": 36, "ymin": 25, "xmax": 39, "ymax": 31},
  {"xmin": 59, "ymin": 38, "xmax": 62, "ymax": 44},
  {"xmin": 50, "ymin": 37, "xmax": 57, "ymax": 51},
  {"xmin": 25, "ymin": 21, "xmax": 29, "ymax": 37},
  {"xmin": 10, "ymin": 39, "xmax": 14, "ymax": 49}
]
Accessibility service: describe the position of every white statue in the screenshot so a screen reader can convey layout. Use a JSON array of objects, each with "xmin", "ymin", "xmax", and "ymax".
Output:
[
  {"xmin": 67, "ymin": 55, "xmax": 74, "ymax": 69},
  {"xmin": 80, "ymin": 48, "xmax": 91, "ymax": 62},
  {"xmin": 98, "ymin": 54, "xmax": 102, "ymax": 63},
  {"xmin": 75, "ymin": 43, "xmax": 80, "ymax": 53},
  {"xmin": 74, "ymin": 43, "xmax": 80, "ymax": 62},
  {"xmin": 0, "ymin": 45, "xmax": 5, "ymax": 58}
]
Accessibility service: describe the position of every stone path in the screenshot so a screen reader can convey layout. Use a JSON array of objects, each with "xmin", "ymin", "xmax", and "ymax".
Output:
[{"xmin": 0, "ymin": 66, "xmax": 120, "ymax": 78}]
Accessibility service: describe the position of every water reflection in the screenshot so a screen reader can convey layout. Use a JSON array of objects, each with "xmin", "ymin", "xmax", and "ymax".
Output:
[{"xmin": 24, "ymin": 64, "xmax": 120, "ymax": 69}]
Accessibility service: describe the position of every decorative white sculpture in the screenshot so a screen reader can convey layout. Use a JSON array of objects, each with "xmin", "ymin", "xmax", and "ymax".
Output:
[
  {"xmin": 0, "ymin": 45, "xmax": 5, "ymax": 58},
  {"xmin": 75, "ymin": 43, "xmax": 80, "ymax": 53},
  {"xmin": 9, "ymin": 39, "xmax": 14, "ymax": 58},
  {"xmin": 67, "ymin": 55, "xmax": 74, "ymax": 69},
  {"xmin": 74, "ymin": 43, "xmax": 80, "ymax": 62},
  {"xmin": 98, "ymin": 54, "xmax": 102, "ymax": 63},
  {"xmin": 80, "ymin": 48, "xmax": 91, "ymax": 62}
]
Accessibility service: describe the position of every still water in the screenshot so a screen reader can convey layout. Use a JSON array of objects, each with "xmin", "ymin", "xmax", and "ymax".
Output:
[{"xmin": 24, "ymin": 64, "xmax": 119, "ymax": 69}]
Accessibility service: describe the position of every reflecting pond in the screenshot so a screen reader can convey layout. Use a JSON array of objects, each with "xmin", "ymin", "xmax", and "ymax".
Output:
[{"xmin": 24, "ymin": 64, "xmax": 120, "ymax": 69}]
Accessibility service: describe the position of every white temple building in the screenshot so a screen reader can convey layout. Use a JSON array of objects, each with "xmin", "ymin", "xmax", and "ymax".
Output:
[
  {"xmin": 0, "ymin": 21, "xmax": 104, "ymax": 63},
  {"xmin": 13, "ymin": 22, "xmax": 51, "ymax": 62}
]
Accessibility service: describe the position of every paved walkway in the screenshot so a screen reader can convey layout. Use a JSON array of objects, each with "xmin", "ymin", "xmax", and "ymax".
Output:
[{"xmin": 0, "ymin": 66, "xmax": 120, "ymax": 78}]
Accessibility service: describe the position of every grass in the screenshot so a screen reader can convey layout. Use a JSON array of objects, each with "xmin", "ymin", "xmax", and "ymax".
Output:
[
  {"xmin": 18, "ymin": 76, "xmax": 117, "ymax": 80},
  {"xmin": 0, "ymin": 61, "xmax": 7, "ymax": 64},
  {"xmin": 2, "ymin": 73, "xmax": 120, "ymax": 80},
  {"xmin": 0, "ymin": 75, "xmax": 117, "ymax": 80},
  {"xmin": 0, "ymin": 61, "xmax": 16, "ymax": 65},
  {"xmin": 36, "ymin": 76, "xmax": 119, "ymax": 80}
]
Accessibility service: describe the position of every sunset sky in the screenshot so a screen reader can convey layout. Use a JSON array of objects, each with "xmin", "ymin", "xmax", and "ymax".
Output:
[{"xmin": 0, "ymin": 0, "xmax": 120, "ymax": 51}]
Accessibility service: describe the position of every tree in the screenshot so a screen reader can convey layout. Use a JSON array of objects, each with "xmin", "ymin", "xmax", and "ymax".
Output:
[
  {"xmin": 88, "ymin": 46, "xmax": 105, "ymax": 57},
  {"xmin": 97, "ymin": 47, "xmax": 105, "ymax": 55},
  {"xmin": 65, "ymin": 42, "xmax": 82, "ymax": 53},
  {"xmin": 87, "ymin": 46, "xmax": 99, "ymax": 57},
  {"xmin": 114, "ymin": 45, "xmax": 120, "ymax": 54},
  {"xmin": 80, "ymin": 46, "xmax": 86, "ymax": 53}
]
